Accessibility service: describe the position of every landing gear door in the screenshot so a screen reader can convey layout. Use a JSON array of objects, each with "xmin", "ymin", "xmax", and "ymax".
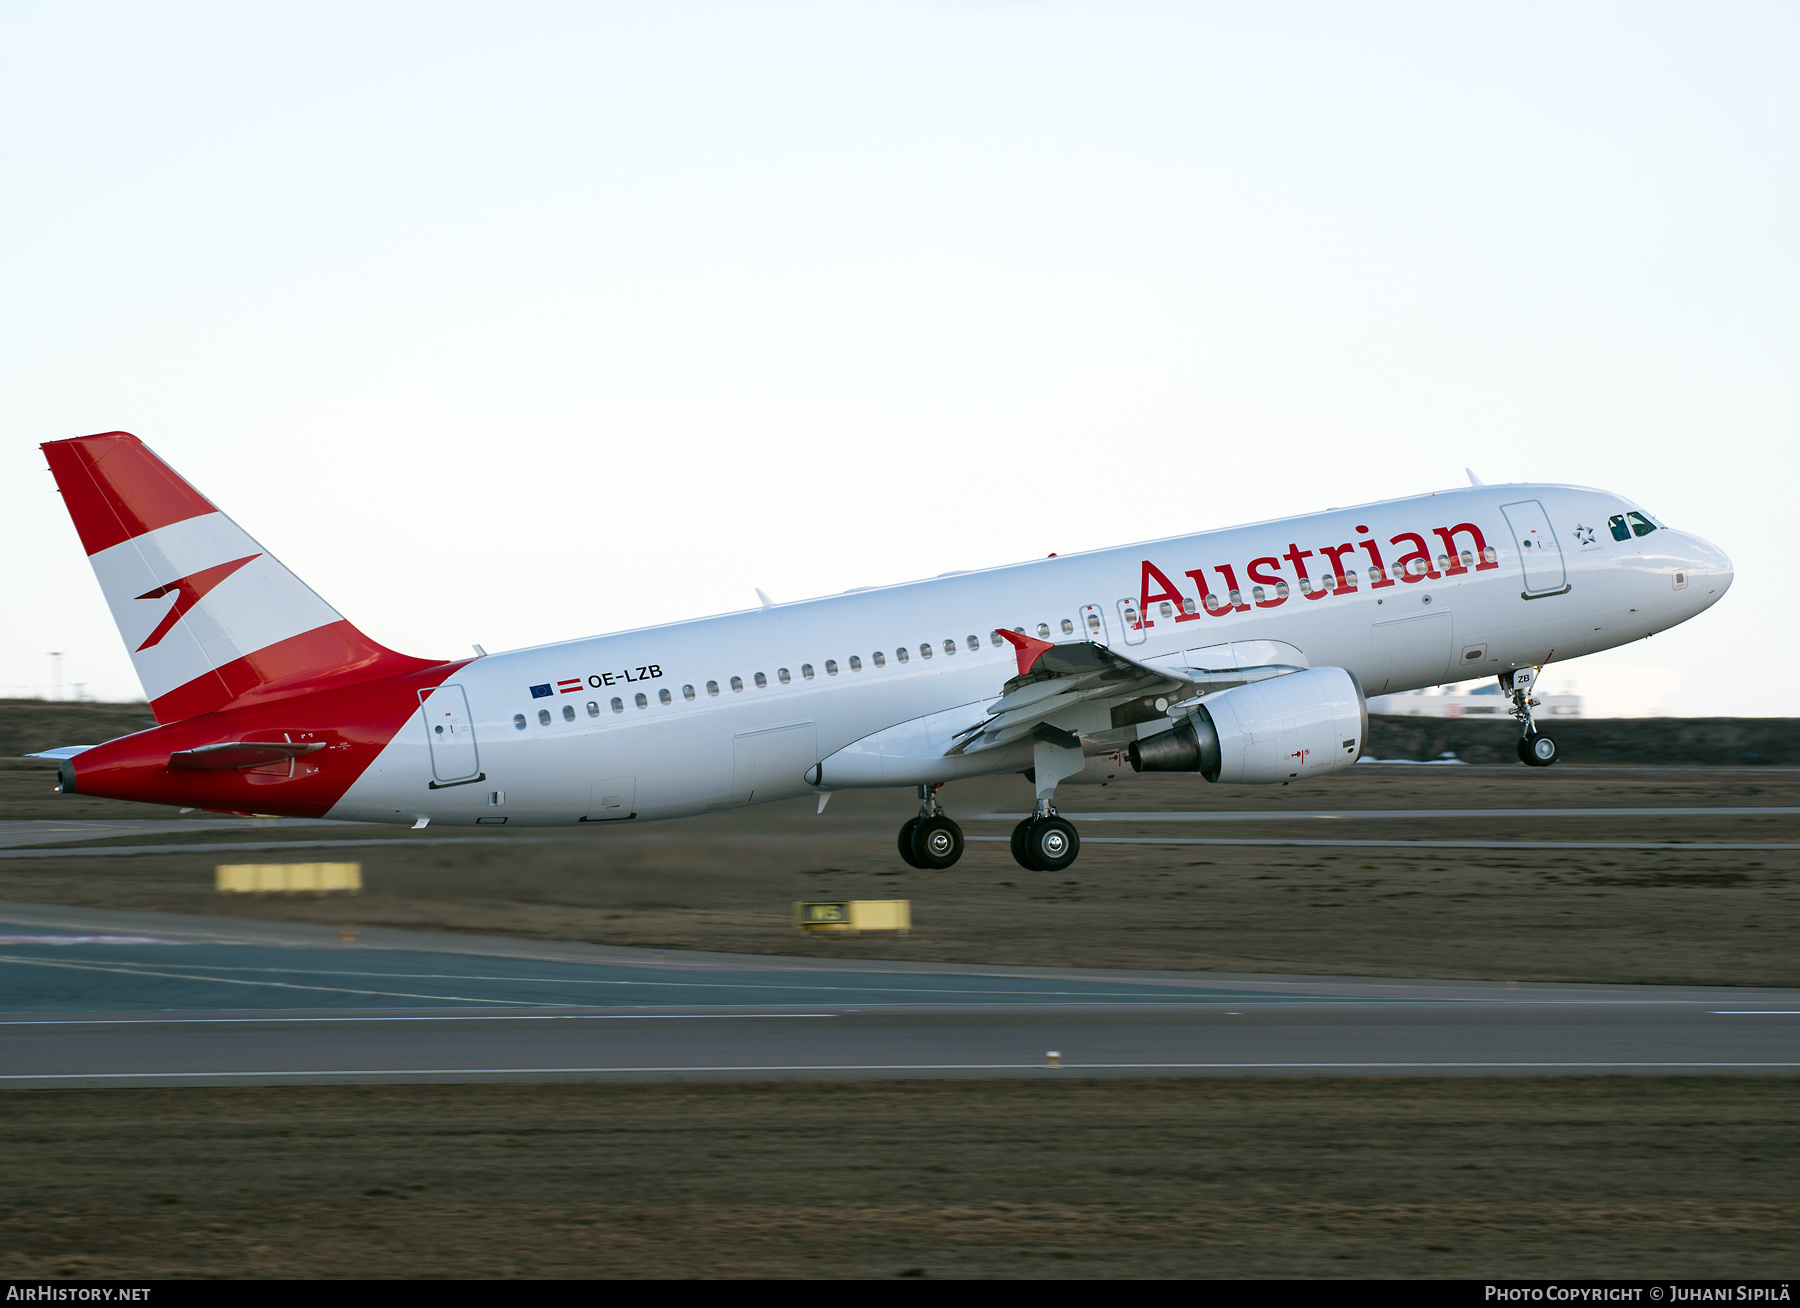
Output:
[
  {"xmin": 419, "ymin": 684, "xmax": 480, "ymax": 784},
  {"xmin": 1501, "ymin": 500, "xmax": 1569, "ymax": 597},
  {"xmin": 1079, "ymin": 604, "xmax": 1109, "ymax": 645}
]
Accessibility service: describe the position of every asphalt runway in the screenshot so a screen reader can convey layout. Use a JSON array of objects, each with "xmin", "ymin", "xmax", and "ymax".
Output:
[{"xmin": 1, "ymin": 901, "xmax": 1795, "ymax": 1087}]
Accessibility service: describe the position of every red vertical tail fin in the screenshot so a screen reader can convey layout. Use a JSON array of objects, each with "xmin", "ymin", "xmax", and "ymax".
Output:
[{"xmin": 43, "ymin": 432, "xmax": 440, "ymax": 723}]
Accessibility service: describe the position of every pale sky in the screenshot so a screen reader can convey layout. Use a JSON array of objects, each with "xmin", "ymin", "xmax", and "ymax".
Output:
[{"xmin": 4, "ymin": 2, "xmax": 1795, "ymax": 715}]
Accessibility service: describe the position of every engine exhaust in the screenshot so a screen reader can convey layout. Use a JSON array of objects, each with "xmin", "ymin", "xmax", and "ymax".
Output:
[{"xmin": 1127, "ymin": 710, "xmax": 1222, "ymax": 780}]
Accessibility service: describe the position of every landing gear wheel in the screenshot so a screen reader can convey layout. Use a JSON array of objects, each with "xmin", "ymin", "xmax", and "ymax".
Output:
[
  {"xmin": 1518, "ymin": 733, "xmax": 1559, "ymax": 767},
  {"xmin": 1026, "ymin": 816, "xmax": 1080, "ymax": 872},
  {"xmin": 1010, "ymin": 819, "xmax": 1040, "ymax": 871},
  {"xmin": 897, "ymin": 817, "xmax": 924, "ymax": 868},
  {"xmin": 910, "ymin": 815, "xmax": 965, "ymax": 870}
]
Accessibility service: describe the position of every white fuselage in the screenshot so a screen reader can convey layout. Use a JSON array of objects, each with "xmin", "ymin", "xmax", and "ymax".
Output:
[{"xmin": 331, "ymin": 483, "xmax": 1731, "ymax": 826}]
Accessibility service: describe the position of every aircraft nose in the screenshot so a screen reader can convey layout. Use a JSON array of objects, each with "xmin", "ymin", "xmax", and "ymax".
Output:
[{"xmin": 1684, "ymin": 533, "xmax": 1733, "ymax": 604}]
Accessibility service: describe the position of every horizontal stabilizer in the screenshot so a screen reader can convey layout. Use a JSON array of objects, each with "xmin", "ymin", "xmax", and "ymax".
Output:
[
  {"xmin": 24, "ymin": 746, "xmax": 96, "ymax": 760},
  {"xmin": 168, "ymin": 741, "xmax": 327, "ymax": 771}
]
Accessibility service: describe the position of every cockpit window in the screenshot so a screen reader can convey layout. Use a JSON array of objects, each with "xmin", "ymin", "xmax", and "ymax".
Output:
[
  {"xmin": 1627, "ymin": 511, "xmax": 1657, "ymax": 538},
  {"xmin": 1608, "ymin": 515, "xmax": 1631, "ymax": 542}
]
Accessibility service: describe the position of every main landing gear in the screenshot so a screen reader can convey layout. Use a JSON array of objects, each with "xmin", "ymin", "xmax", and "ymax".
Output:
[
  {"xmin": 1011, "ymin": 808, "xmax": 1080, "ymax": 872},
  {"xmin": 1506, "ymin": 667, "xmax": 1559, "ymax": 768},
  {"xmin": 1010, "ymin": 730, "xmax": 1088, "ymax": 872},
  {"xmin": 898, "ymin": 784, "xmax": 966, "ymax": 870},
  {"xmin": 895, "ymin": 736, "xmax": 1092, "ymax": 872}
]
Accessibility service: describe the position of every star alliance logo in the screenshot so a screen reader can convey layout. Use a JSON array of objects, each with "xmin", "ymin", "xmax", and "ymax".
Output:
[{"xmin": 1574, "ymin": 524, "xmax": 1596, "ymax": 546}]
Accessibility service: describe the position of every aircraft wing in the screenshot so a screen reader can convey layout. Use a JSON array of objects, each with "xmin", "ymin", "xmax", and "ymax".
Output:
[
  {"xmin": 946, "ymin": 630, "xmax": 1200, "ymax": 756},
  {"xmin": 947, "ymin": 630, "xmax": 1311, "ymax": 756}
]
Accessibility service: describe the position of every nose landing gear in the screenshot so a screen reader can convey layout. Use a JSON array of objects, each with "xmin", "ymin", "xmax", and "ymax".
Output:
[
  {"xmin": 898, "ymin": 784, "xmax": 965, "ymax": 869},
  {"xmin": 1505, "ymin": 667, "xmax": 1559, "ymax": 768}
]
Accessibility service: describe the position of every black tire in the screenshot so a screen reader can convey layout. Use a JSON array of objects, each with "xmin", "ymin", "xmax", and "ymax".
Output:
[
  {"xmin": 1028, "ymin": 816, "xmax": 1080, "ymax": 872},
  {"xmin": 1011, "ymin": 818, "xmax": 1040, "ymax": 871},
  {"xmin": 897, "ymin": 817, "xmax": 924, "ymax": 867},
  {"xmin": 911, "ymin": 815, "xmax": 965, "ymax": 870},
  {"xmin": 1520, "ymin": 732, "xmax": 1559, "ymax": 767}
]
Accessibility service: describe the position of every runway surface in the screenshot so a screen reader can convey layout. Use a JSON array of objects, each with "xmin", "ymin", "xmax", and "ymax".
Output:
[{"xmin": 1, "ymin": 900, "xmax": 1795, "ymax": 1087}]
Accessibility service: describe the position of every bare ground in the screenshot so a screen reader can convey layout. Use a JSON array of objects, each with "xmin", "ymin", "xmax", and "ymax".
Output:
[
  {"xmin": 4, "ymin": 1077, "xmax": 1797, "ymax": 1280},
  {"xmin": 3, "ymin": 759, "xmax": 1798, "ymax": 987}
]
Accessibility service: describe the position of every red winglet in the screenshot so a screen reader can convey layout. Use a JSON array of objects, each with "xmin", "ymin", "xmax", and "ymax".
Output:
[{"xmin": 995, "ymin": 628, "xmax": 1056, "ymax": 677}]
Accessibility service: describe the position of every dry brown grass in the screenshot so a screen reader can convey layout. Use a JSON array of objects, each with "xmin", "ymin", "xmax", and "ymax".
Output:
[{"xmin": 5, "ymin": 1077, "xmax": 1797, "ymax": 1279}]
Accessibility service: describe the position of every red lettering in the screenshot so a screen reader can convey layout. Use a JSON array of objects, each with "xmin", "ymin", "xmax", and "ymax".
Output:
[
  {"xmin": 1247, "ymin": 557, "xmax": 1287, "ymax": 608},
  {"xmin": 1284, "ymin": 544, "xmax": 1325, "ymax": 601},
  {"xmin": 1389, "ymin": 532, "xmax": 1439, "ymax": 583},
  {"xmin": 1185, "ymin": 569, "xmax": 1231, "ymax": 617},
  {"xmin": 1216, "ymin": 564, "xmax": 1251, "ymax": 613},
  {"xmin": 1139, "ymin": 560, "xmax": 1187, "ymax": 627},
  {"xmin": 1357, "ymin": 535, "xmax": 1395, "ymax": 589},
  {"xmin": 1433, "ymin": 523, "xmax": 1498, "ymax": 574},
  {"xmin": 1319, "ymin": 544, "xmax": 1359, "ymax": 593}
]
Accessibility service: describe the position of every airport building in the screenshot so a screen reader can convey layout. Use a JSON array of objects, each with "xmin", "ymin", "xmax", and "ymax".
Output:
[{"xmin": 1368, "ymin": 679, "xmax": 1582, "ymax": 719}]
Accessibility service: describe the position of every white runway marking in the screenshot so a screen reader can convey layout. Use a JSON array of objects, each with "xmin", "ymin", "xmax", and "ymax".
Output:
[
  {"xmin": 6, "ymin": 1060, "xmax": 1798, "ymax": 1082},
  {"xmin": 0, "ymin": 952, "xmax": 548, "ymax": 1006},
  {"xmin": 966, "ymin": 836, "xmax": 1800, "ymax": 851},
  {"xmin": 977, "ymin": 807, "xmax": 1800, "ymax": 821},
  {"xmin": 0, "ymin": 1013, "xmax": 836, "ymax": 1025}
]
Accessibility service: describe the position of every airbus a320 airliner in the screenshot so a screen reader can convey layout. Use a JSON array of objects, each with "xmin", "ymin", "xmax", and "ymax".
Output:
[{"xmin": 34, "ymin": 432, "xmax": 1730, "ymax": 872}]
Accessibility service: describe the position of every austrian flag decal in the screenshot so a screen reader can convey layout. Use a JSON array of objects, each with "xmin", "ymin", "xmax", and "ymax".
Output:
[{"xmin": 557, "ymin": 679, "xmax": 582, "ymax": 694}]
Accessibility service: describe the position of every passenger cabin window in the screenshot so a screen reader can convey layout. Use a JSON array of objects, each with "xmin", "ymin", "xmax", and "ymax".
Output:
[
  {"xmin": 1085, "ymin": 612, "xmax": 1102, "ymax": 636},
  {"xmin": 754, "ymin": 672, "xmax": 767, "ymax": 688},
  {"xmin": 801, "ymin": 664, "xmax": 815, "ymax": 679},
  {"xmin": 513, "ymin": 714, "xmax": 527, "ymax": 730},
  {"xmin": 587, "ymin": 701, "xmax": 600, "ymax": 717},
  {"xmin": 562, "ymin": 704, "xmax": 576, "ymax": 722},
  {"xmin": 849, "ymin": 656, "xmax": 862, "ymax": 671},
  {"xmin": 895, "ymin": 647, "xmax": 909, "ymax": 663},
  {"xmin": 730, "ymin": 676, "xmax": 743, "ymax": 692},
  {"xmin": 919, "ymin": 644, "xmax": 932, "ymax": 660},
  {"xmin": 683, "ymin": 685, "xmax": 696, "ymax": 700},
  {"xmin": 635, "ymin": 692, "xmax": 648, "ymax": 709},
  {"xmin": 1036, "ymin": 623, "xmax": 1050, "ymax": 638},
  {"xmin": 990, "ymin": 632, "xmax": 1003, "ymax": 647},
  {"xmin": 942, "ymin": 640, "xmax": 955, "ymax": 655},
  {"xmin": 1060, "ymin": 618, "xmax": 1074, "ymax": 634},
  {"xmin": 826, "ymin": 659, "xmax": 838, "ymax": 675},
  {"xmin": 1627, "ymin": 511, "xmax": 1658, "ymax": 538},
  {"xmin": 659, "ymin": 688, "xmax": 672, "ymax": 705},
  {"xmin": 611, "ymin": 697, "xmax": 624, "ymax": 712},
  {"xmin": 538, "ymin": 709, "xmax": 551, "ymax": 726},
  {"xmin": 778, "ymin": 668, "xmax": 791, "ymax": 684},
  {"xmin": 706, "ymin": 680, "xmax": 719, "ymax": 697},
  {"xmin": 966, "ymin": 635, "xmax": 979, "ymax": 651},
  {"xmin": 873, "ymin": 651, "xmax": 886, "ymax": 667}
]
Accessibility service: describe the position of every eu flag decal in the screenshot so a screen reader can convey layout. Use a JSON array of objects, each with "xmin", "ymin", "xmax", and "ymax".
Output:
[{"xmin": 529, "ymin": 683, "xmax": 553, "ymax": 698}]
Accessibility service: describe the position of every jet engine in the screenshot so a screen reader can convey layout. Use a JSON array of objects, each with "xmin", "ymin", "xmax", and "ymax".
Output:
[{"xmin": 1126, "ymin": 666, "xmax": 1366, "ymax": 784}]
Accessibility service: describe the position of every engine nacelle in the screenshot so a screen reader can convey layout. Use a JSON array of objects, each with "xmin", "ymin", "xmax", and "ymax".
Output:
[{"xmin": 1127, "ymin": 666, "xmax": 1366, "ymax": 784}]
